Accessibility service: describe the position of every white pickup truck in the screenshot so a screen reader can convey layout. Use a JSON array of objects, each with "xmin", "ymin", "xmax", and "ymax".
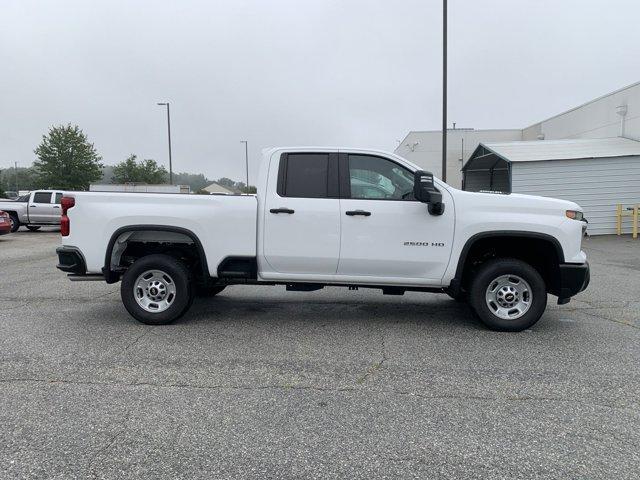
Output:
[
  {"xmin": 1, "ymin": 190, "xmax": 65, "ymax": 232},
  {"xmin": 56, "ymin": 147, "xmax": 589, "ymax": 331}
]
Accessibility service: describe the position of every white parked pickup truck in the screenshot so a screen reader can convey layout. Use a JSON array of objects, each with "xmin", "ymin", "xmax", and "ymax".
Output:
[
  {"xmin": 56, "ymin": 147, "xmax": 589, "ymax": 331},
  {"xmin": 2, "ymin": 190, "xmax": 65, "ymax": 232}
]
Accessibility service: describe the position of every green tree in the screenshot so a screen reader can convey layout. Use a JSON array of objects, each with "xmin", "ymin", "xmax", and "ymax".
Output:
[
  {"xmin": 33, "ymin": 124, "xmax": 103, "ymax": 190},
  {"xmin": 173, "ymin": 172, "xmax": 211, "ymax": 192},
  {"xmin": 216, "ymin": 177, "xmax": 237, "ymax": 190},
  {"xmin": 0, "ymin": 166, "xmax": 45, "ymax": 193},
  {"xmin": 112, "ymin": 155, "xmax": 168, "ymax": 184}
]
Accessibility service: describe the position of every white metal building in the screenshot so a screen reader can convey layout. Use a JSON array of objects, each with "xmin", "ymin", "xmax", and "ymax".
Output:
[
  {"xmin": 395, "ymin": 80, "xmax": 640, "ymax": 188},
  {"xmin": 462, "ymin": 137, "xmax": 640, "ymax": 235},
  {"xmin": 397, "ymin": 128, "xmax": 521, "ymax": 188}
]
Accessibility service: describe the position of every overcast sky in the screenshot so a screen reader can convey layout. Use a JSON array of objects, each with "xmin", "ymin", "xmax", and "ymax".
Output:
[{"xmin": 2, "ymin": 0, "xmax": 640, "ymax": 181}]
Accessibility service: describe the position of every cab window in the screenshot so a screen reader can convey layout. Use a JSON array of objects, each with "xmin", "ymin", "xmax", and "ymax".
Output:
[
  {"xmin": 348, "ymin": 155, "xmax": 414, "ymax": 200},
  {"xmin": 33, "ymin": 192, "xmax": 52, "ymax": 204},
  {"xmin": 277, "ymin": 153, "xmax": 338, "ymax": 198}
]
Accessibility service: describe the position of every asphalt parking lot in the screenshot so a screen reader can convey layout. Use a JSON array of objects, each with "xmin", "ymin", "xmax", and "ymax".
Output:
[{"xmin": 0, "ymin": 229, "xmax": 638, "ymax": 479}]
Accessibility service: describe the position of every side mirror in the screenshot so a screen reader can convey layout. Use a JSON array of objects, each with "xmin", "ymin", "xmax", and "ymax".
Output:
[{"xmin": 414, "ymin": 170, "xmax": 445, "ymax": 216}]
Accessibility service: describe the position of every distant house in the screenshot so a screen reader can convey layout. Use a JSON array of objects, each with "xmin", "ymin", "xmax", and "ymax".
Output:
[{"xmin": 203, "ymin": 182, "xmax": 235, "ymax": 195}]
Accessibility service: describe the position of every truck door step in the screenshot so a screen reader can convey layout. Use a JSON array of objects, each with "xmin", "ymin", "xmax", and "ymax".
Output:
[
  {"xmin": 286, "ymin": 284, "xmax": 324, "ymax": 292},
  {"xmin": 382, "ymin": 287, "xmax": 405, "ymax": 296}
]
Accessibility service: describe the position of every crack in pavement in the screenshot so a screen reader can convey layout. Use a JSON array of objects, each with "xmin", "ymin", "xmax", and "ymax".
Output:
[
  {"xmin": 86, "ymin": 409, "xmax": 132, "ymax": 478},
  {"xmin": 564, "ymin": 306, "xmax": 640, "ymax": 330},
  {"xmin": 115, "ymin": 329, "xmax": 152, "ymax": 357},
  {"xmin": 0, "ymin": 377, "xmax": 635, "ymax": 410},
  {"xmin": 357, "ymin": 329, "xmax": 387, "ymax": 384}
]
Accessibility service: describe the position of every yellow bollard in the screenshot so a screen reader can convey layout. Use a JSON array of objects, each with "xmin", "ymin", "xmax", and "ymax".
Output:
[{"xmin": 616, "ymin": 204, "xmax": 639, "ymax": 239}]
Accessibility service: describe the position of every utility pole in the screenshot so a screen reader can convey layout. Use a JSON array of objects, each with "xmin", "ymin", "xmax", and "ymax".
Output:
[
  {"xmin": 157, "ymin": 102, "xmax": 173, "ymax": 184},
  {"xmin": 240, "ymin": 140, "xmax": 249, "ymax": 193},
  {"xmin": 441, "ymin": 0, "xmax": 448, "ymax": 182},
  {"xmin": 15, "ymin": 161, "xmax": 18, "ymax": 192}
]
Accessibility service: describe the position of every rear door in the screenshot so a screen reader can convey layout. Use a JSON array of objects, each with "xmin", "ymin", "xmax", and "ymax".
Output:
[
  {"xmin": 28, "ymin": 192, "xmax": 54, "ymax": 223},
  {"xmin": 262, "ymin": 152, "xmax": 341, "ymax": 275},
  {"xmin": 336, "ymin": 153, "xmax": 455, "ymax": 284}
]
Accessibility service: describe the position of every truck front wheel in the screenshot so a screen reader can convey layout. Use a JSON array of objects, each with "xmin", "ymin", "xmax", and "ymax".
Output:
[
  {"xmin": 9, "ymin": 213, "xmax": 20, "ymax": 232},
  {"xmin": 121, "ymin": 254, "xmax": 194, "ymax": 325},
  {"xmin": 468, "ymin": 258, "xmax": 547, "ymax": 332}
]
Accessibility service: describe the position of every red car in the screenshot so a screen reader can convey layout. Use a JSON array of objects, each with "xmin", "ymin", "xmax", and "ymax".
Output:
[{"xmin": 0, "ymin": 211, "xmax": 11, "ymax": 235}]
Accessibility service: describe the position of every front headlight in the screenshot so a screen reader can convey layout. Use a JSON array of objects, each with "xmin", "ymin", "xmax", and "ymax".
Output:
[{"xmin": 566, "ymin": 210, "xmax": 584, "ymax": 221}]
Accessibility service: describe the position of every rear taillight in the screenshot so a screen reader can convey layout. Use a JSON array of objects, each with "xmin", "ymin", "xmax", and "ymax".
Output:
[{"xmin": 60, "ymin": 196, "xmax": 75, "ymax": 237}]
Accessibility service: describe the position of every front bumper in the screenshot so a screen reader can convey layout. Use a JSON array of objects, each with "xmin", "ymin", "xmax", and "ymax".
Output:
[
  {"xmin": 56, "ymin": 246, "xmax": 87, "ymax": 274},
  {"xmin": 557, "ymin": 261, "xmax": 590, "ymax": 304}
]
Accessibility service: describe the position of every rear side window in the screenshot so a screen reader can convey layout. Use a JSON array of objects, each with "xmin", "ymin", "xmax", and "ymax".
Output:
[
  {"xmin": 33, "ymin": 192, "xmax": 52, "ymax": 204},
  {"xmin": 54, "ymin": 193, "xmax": 63, "ymax": 204},
  {"xmin": 279, "ymin": 153, "xmax": 329, "ymax": 198}
]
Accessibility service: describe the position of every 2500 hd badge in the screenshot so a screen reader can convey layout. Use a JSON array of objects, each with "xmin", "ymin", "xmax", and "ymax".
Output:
[{"xmin": 404, "ymin": 241, "xmax": 446, "ymax": 247}]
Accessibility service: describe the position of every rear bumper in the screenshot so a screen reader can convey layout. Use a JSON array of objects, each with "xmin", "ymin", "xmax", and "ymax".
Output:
[
  {"xmin": 56, "ymin": 246, "xmax": 87, "ymax": 274},
  {"xmin": 557, "ymin": 261, "xmax": 590, "ymax": 303}
]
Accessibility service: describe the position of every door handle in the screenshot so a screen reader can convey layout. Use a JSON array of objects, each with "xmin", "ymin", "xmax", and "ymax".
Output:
[
  {"xmin": 270, "ymin": 207, "xmax": 295, "ymax": 214},
  {"xmin": 53, "ymin": 206, "xmax": 60, "ymax": 209},
  {"xmin": 30, "ymin": 205, "xmax": 37, "ymax": 207},
  {"xmin": 345, "ymin": 210, "xmax": 371, "ymax": 216}
]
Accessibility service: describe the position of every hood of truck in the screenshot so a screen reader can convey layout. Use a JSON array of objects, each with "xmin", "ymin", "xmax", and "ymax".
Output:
[{"xmin": 450, "ymin": 189, "xmax": 582, "ymax": 216}]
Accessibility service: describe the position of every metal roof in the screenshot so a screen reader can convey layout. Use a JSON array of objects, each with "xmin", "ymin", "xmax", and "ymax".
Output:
[
  {"xmin": 478, "ymin": 137, "xmax": 640, "ymax": 163},
  {"xmin": 203, "ymin": 182, "xmax": 235, "ymax": 194}
]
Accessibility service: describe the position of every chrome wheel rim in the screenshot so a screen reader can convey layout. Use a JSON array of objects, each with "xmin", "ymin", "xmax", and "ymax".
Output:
[
  {"xmin": 134, "ymin": 270, "xmax": 176, "ymax": 313},
  {"xmin": 485, "ymin": 274, "xmax": 532, "ymax": 320}
]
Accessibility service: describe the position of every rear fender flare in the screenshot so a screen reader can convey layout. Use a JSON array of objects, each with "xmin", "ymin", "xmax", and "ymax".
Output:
[{"xmin": 103, "ymin": 225, "xmax": 209, "ymax": 283}]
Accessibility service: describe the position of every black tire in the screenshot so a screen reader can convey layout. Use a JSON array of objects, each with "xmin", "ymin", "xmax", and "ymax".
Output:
[
  {"xmin": 26, "ymin": 225, "xmax": 41, "ymax": 232},
  {"xmin": 196, "ymin": 285, "xmax": 226, "ymax": 297},
  {"xmin": 120, "ymin": 254, "xmax": 194, "ymax": 325},
  {"xmin": 468, "ymin": 258, "xmax": 547, "ymax": 332},
  {"xmin": 9, "ymin": 213, "xmax": 20, "ymax": 233}
]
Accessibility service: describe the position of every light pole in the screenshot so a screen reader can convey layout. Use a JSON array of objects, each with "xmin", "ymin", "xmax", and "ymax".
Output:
[
  {"xmin": 157, "ymin": 102, "xmax": 173, "ymax": 184},
  {"xmin": 240, "ymin": 140, "xmax": 249, "ymax": 193},
  {"xmin": 441, "ymin": 0, "xmax": 448, "ymax": 182}
]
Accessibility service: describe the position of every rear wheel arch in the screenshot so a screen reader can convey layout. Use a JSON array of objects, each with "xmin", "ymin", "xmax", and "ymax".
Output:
[
  {"xmin": 452, "ymin": 231, "xmax": 565, "ymax": 297},
  {"xmin": 103, "ymin": 225, "xmax": 209, "ymax": 283}
]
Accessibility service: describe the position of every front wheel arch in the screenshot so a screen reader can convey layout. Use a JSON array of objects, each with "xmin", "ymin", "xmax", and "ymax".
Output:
[{"xmin": 452, "ymin": 232, "xmax": 564, "ymax": 297}]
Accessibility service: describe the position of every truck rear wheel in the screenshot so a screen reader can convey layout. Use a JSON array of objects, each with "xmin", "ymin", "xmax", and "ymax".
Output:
[
  {"xmin": 121, "ymin": 254, "xmax": 194, "ymax": 325},
  {"xmin": 9, "ymin": 213, "xmax": 20, "ymax": 232},
  {"xmin": 468, "ymin": 258, "xmax": 547, "ymax": 332}
]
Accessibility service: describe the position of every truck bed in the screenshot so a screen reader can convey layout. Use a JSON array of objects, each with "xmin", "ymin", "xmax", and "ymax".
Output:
[{"xmin": 63, "ymin": 192, "xmax": 258, "ymax": 276}]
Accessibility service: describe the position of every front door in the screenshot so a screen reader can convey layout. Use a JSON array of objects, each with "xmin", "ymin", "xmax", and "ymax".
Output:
[
  {"xmin": 262, "ymin": 152, "xmax": 341, "ymax": 276},
  {"xmin": 336, "ymin": 153, "xmax": 455, "ymax": 284},
  {"xmin": 28, "ymin": 192, "xmax": 54, "ymax": 223}
]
